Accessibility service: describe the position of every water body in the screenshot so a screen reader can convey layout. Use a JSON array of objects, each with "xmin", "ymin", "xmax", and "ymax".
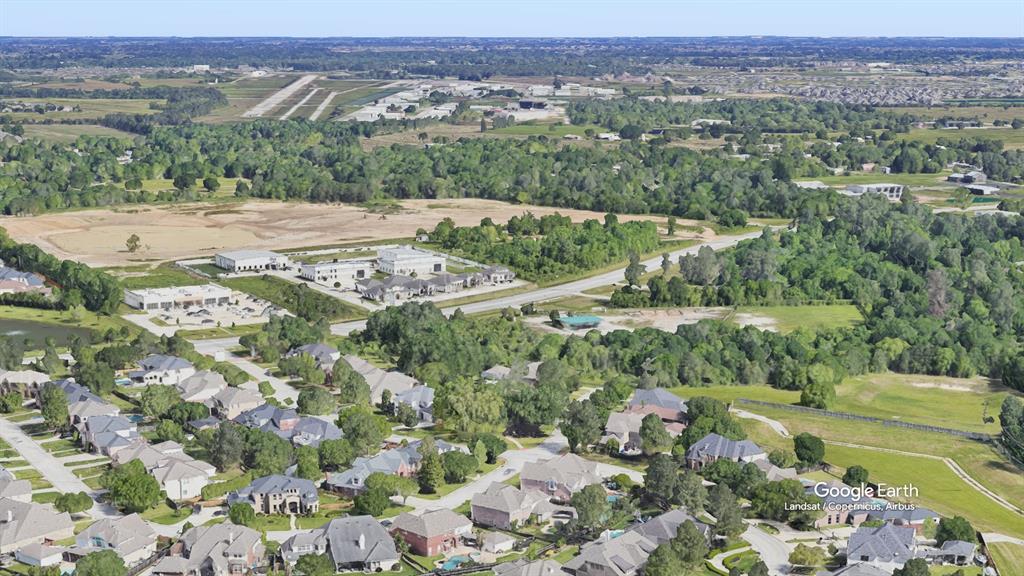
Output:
[{"xmin": 0, "ymin": 319, "xmax": 94, "ymax": 348}]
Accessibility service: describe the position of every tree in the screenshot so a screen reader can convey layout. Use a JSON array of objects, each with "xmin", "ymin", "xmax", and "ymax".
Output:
[
  {"xmin": 154, "ymin": 419, "xmax": 186, "ymax": 443},
  {"xmin": 472, "ymin": 440, "xmax": 487, "ymax": 469},
  {"xmin": 644, "ymin": 454, "xmax": 680, "ymax": 505},
  {"xmin": 354, "ymin": 485, "xmax": 391, "ymax": 516},
  {"xmin": 297, "ymin": 388, "xmax": 336, "ymax": 415},
  {"xmin": 229, "ymin": 502, "xmax": 255, "ymax": 526},
  {"xmin": 624, "ymin": 252, "xmax": 645, "ymax": 287},
  {"xmin": 441, "ymin": 451, "xmax": 478, "ymax": 484},
  {"xmin": 471, "ymin": 433, "xmax": 508, "ymax": 464},
  {"xmin": 768, "ymin": 449, "xmax": 797, "ymax": 469},
  {"xmin": 336, "ymin": 407, "xmax": 387, "ymax": 456},
  {"xmin": 676, "ymin": 470, "xmax": 708, "ymax": 513},
  {"xmin": 294, "ymin": 553, "xmax": 333, "ymax": 576},
  {"xmin": 661, "ymin": 253, "xmax": 671, "ymax": 274},
  {"xmin": 125, "ymin": 234, "xmax": 141, "ymax": 253},
  {"xmin": 279, "ymin": 354, "xmax": 325, "ymax": 386},
  {"xmin": 416, "ymin": 439, "xmax": 445, "ymax": 494},
  {"xmin": 748, "ymin": 561, "xmax": 769, "ymax": 576},
  {"xmin": 0, "ymin": 392, "xmax": 22, "ymax": 413},
  {"xmin": 437, "ymin": 377, "xmax": 506, "ymax": 438},
  {"xmin": 140, "ymin": 385, "xmax": 178, "ymax": 418},
  {"xmin": 333, "ymin": 361, "xmax": 370, "ymax": 405},
  {"xmin": 667, "ymin": 216, "xmax": 677, "ymax": 236},
  {"xmin": 571, "ymin": 484, "xmax": 610, "ymax": 530},
  {"xmin": 952, "ymin": 187, "xmax": 973, "ymax": 211},
  {"xmin": 708, "ymin": 484, "xmax": 744, "ymax": 537},
  {"xmin": 244, "ymin": 429, "xmax": 293, "ymax": 476},
  {"xmin": 562, "ymin": 400, "xmax": 602, "ymax": 453},
  {"xmin": 39, "ymin": 383, "xmax": 68, "ymax": 431},
  {"xmin": 640, "ymin": 413, "xmax": 672, "ymax": 455},
  {"xmin": 800, "ymin": 380, "xmax": 835, "ymax": 409},
  {"xmin": 75, "ymin": 550, "xmax": 126, "ymax": 576},
  {"xmin": 788, "ymin": 543, "xmax": 826, "ymax": 567},
  {"xmin": 395, "ymin": 402, "xmax": 419, "ymax": 427},
  {"xmin": 295, "ymin": 445, "xmax": 322, "ymax": 481},
  {"xmin": 101, "ymin": 460, "xmax": 161, "ymax": 513},
  {"xmin": 842, "ymin": 465, "xmax": 869, "ymax": 487},
  {"xmin": 203, "ymin": 176, "xmax": 220, "ymax": 193},
  {"xmin": 53, "ymin": 491, "xmax": 93, "ymax": 515},
  {"xmin": 935, "ymin": 516, "xmax": 976, "ymax": 545},
  {"xmin": 208, "ymin": 423, "xmax": 244, "ymax": 472},
  {"xmin": 893, "ymin": 558, "xmax": 931, "ymax": 576},
  {"xmin": 672, "ymin": 520, "xmax": 710, "ymax": 568},
  {"xmin": 643, "ymin": 544, "xmax": 683, "ymax": 576},
  {"xmin": 318, "ymin": 438, "xmax": 355, "ymax": 471},
  {"xmin": 793, "ymin": 433, "xmax": 825, "ymax": 466}
]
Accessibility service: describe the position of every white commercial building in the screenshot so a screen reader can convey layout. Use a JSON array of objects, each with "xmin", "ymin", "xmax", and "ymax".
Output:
[
  {"xmin": 843, "ymin": 183, "xmax": 904, "ymax": 201},
  {"xmin": 377, "ymin": 246, "xmax": 446, "ymax": 277},
  {"xmin": 124, "ymin": 284, "xmax": 232, "ymax": 311},
  {"xmin": 215, "ymin": 250, "xmax": 292, "ymax": 272},
  {"xmin": 299, "ymin": 259, "xmax": 375, "ymax": 287}
]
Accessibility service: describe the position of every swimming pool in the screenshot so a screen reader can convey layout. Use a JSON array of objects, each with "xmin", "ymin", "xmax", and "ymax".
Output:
[{"xmin": 441, "ymin": 555, "xmax": 470, "ymax": 571}]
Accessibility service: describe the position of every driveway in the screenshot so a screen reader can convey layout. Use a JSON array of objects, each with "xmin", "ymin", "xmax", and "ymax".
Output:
[
  {"xmin": 742, "ymin": 522, "xmax": 792, "ymax": 575},
  {"xmin": 191, "ymin": 339, "xmax": 299, "ymax": 403},
  {"xmin": 0, "ymin": 416, "xmax": 118, "ymax": 518}
]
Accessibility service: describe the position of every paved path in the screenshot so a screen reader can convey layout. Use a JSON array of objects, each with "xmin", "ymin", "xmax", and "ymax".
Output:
[
  {"xmin": 191, "ymin": 340, "xmax": 299, "ymax": 404},
  {"xmin": 709, "ymin": 546, "xmax": 751, "ymax": 573},
  {"xmin": 741, "ymin": 522, "xmax": 791, "ymax": 575},
  {"xmin": 732, "ymin": 409, "xmax": 790, "ymax": 437},
  {"xmin": 0, "ymin": 416, "xmax": 117, "ymax": 518},
  {"xmin": 984, "ymin": 533, "xmax": 1024, "ymax": 545}
]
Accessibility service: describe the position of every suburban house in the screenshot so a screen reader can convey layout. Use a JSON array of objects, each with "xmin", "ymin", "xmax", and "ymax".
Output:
[
  {"xmin": 228, "ymin": 475, "xmax": 320, "ymax": 515},
  {"xmin": 947, "ymin": 171, "xmax": 987, "ymax": 184},
  {"xmin": 495, "ymin": 560, "xmax": 568, "ymax": 576},
  {"xmin": 0, "ymin": 467, "xmax": 31, "ymax": 503},
  {"xmin": 0, "ymin": 369, "xmax": 49, "ymax": 399},
  {"xmin": 325, "ymin": 440, "xmax": 467, "ymax": 496},
  {"xmin": 289, "ymin": 417, "xmax": 343, "ymax": 447},
  {"xmin": 280, "ymin": 516, "xmax": 400, "ymax": 572},
  {"xmin": 394, "ymin": 385, "xmax": 435, "ymax": 422},
  {"xmin": 562, "ymin": 530, "xmax": 656, "ymax": 576},
  {"xmin": 925, "ymin": 540, "xmax": 976, "ymax": 566},
  {"xmin": 79, "ymin": 415, "xmax": 140, "ymax": 456},
  {"xmin": 754, "ymin": 460, "xmax": 798, "ymax": 482},
  {"xmin": 481, "ymin": 361, "xmax": 542, "ymax": 383},
  {"xmin": 626, "ymin": 388, "xmax": 687, "ymax": 423},
  {"xmin": 472, "ymin": 483, "xmax": 576, "ymax": 530},
  {"xmin": 151, "ymin": 522, "xmax": 265, "ymax": 576},
  {"xmin": 299, "ymin": 259, "xmax": 374, "ymax": 287},
  {"xmin": 685, "ymin": 433, "xmax": 766, "ymax": 470},
  {"xmin": 129, "ymin": 354, "xmax": 196, "ymax": 386},
  {"xmin": 208, "ymin": 386, "xmax": 265, "ymax": 420},
  {"xmin": 176, "ymin": 370, "xmax": 228, "ymax": 403},
  {"xmin": 391, "ymin": 509, "xmax": 473, "ymax": 557},
  {"xmin": 866, "ymin": 507, "xmax": 940, "ymax": 534},
  {"xmin": 0, "ymin": 498, "xmax": 75, "ymax": 554},
  {"xmin": 0, "ymin": 266, "xmax": 51, "ymax": 297},
  {"xmin": 482, "ymin": 532, "xmax": 516, "ymax": 555},
  {"xmin": 234, "ymin": 404, "xmax": 300, "ymax": 435},
  {"xmin": 14, "ymin": 544, "xmax": 63, "ymax": 568},
  {"xmin": 214, "ymin": 250, "xmax": 291, "ymax": 272},
  {"xmin": 601, "ymin": 411, "xmax": 684, "ymax": 454},
  {"xmin": 342, "ymin": 355, "xmax": 419, "ymax": 404},
  {"xmin": 824, "ymin": 563, "xmax": 891, "ymax": 576},
  {"xmin": 377, "ymin": 246, "xmax": 446, "ymax": 276},
  {"xmin": 123, "ymin": 284, "xmax": 232, "ymax": 311},
  {"xmin": 286, "ymin": 343, "xmax": 341, "ymax": 370},
  {"xmin": 44, "ymin": 379, "xmax": 119, "ymax": 426},
  {"xmin": 112, "ymin": 440, "xmax": 216, "ymax": 500},
  {"xmin": 845, "ymin": 524, "xmax": 918, "ymax": 573},
  {"xmin": 73, "ymin": 514, "xmax": 158, "ymax": 566},
  {"xmin": 631, "ymin": 508, "xmax": 712, "ymax": 544},
  {"xmin": 521, "ymin": 454, "xmax": 603, "ymax": 501}
]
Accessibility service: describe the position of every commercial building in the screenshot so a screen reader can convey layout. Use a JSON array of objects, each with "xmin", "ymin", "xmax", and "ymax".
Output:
[
  {"xmin": 377, "ymin": 246, "xmax": 445, "ymax": 276},
  {"xmin": 214, "ymin": 250, "xmax": 291, "ymax": 272},
  {"xmin": 123, "ymin": 284, "xmax": 232, "ymax": 311},
  {"xmin": 842, "ymin": 183, "xmax": 904, "ymax": 201},
  {"xmin": 299, "ymin": 259, "xmax": 374, "ymax": 287}
]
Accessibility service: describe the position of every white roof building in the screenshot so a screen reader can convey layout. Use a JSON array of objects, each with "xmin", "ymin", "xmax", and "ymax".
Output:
[
  {"xmin": 124, "ymin": 284, "xmax": 232, "ymax": 311},
  {"xmin": 299, "ymin": 259, "xmax": 374, "ymax": 287},
  {"xmin": 214, "ymin": 250, "xmax": 291, "ymax": 272},
  {"xmin": 377, "ymin": 246, "xmax": 445, "ymax": 277}
]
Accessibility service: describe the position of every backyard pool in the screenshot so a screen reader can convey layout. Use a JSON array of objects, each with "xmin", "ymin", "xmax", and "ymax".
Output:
[{"xmin": 441, "ymin": 555, "xmax": 470, "ymax": 571}]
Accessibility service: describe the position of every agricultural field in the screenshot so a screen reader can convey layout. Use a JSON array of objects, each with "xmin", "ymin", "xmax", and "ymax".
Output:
[
  {"xmin": 900, "ymin": 127, "xmax": 1024, "ymax": 149},
  {"xmin": 20, "ymin": 123, "xmax": 136, "ymax": 142},
  {"xmin": 890, "ymin": 105, "xmax": 1024, "ymax": 123},
  {"xmin": 1, "ymin": 97, "xmax": 158, "ymax": 121}
]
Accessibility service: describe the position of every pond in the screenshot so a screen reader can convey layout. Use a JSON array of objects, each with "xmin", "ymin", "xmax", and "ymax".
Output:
[{"xmin": 0, "ymin": 318, "xmax": 94, "ymax": 348}]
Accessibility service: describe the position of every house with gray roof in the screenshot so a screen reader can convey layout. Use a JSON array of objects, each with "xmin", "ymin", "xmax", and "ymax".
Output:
[
  {"xmin": 630, "ymin": 508, "xmax": 711, "ymax": 545},
  {"xmin": 685, "ymin": 433, "xmax": 766, "ymax": 470},
  {"xmin": 828, "ymin": 564, "xmax": 892, "ymax": 576},
  {"xmin": 79, "ymin": 415, "xmax": 140, "ymax": 457},
  {"xmin": 208, "ymin": 386, "xmax": 264, "ymax": 420},
  {"xmin": 926, "ymin": 540, "xmax": 976, "ymax": 566},
  {"xmin": 0, "ymin": 266, "xmax": 50, "ymax": 297},
  {"xmin": 865, "ymin": 506, "xmax": 939, "ymax": 534},
  {"xmin": 394, "ymin": 385, "xmax": 435, "ymax": 422},
  {"xmin": 472, "ymin": 483, "xmax": 575, "ymax": 530},
  {"xmin": 286, "ymin": 343, "xmax": 341, "ymax": 370},
  {"xmin": 176, "ymin": 370, "xmax": 228, "ymax": 403},
  {"xmin": 234, "ymin": 403, "xmax": 299, "ymax": 435},
  {"xmin": 626, "ymin": 388, "xmax": 687, "ymax": 422},
  {"xmin": 228, "ymin": 474, "xmax": 319, "ymax": 515},
  {"xmin": 494, "ymin": 559, "xmax": 568, "ymax": 576},
  {"xmin": 342, "ymin": 355, "xmax": 419, "ymax": 404},
  {"xmin": 324, "ymin": 444, "xmax": 422, "ymax": 497},
  {"xmin": 280, "ymin": 516, "xmax": 399, "ymax": 572},
  {"xmin": 0, "ymin": 467, "xmax": 31, "ymax": 503},
  {"xmin": 129, "ymin": 354, "xmax": 195, "ymax": 386},
  {"xmin": 0, "ymin": 498, "xmax": 74, "ymax": 554},
  {"xmin": 482, "ymin": 361, "xmax": 542, "ymax": 383},
  {"xmin": 42, "ymin": 379, "xmax": 119, "ymax": 426},
  {"xmin": 0, "ymin": 369, "xmax": 50, "ymax": 399},
  {"xmin": 846, "ymin": 524, "xmax": 917, "ymax": 573},
  {"xmin": 290, "ymin": 417, "xmax": 343, "ymax": 447},
  {"xmin": 74, "ymin": 513, "xmax": 157, "ymax": 566},
  {"xmin": 152, "ymin": 522, "xmax": 264, "ymax": 576},
  {"xmin": 521, "ymin": 453, "xmax": 603, "ymax": 501},
  {"xmin": 562, "ymin": 530, "xmax": 657, "ymax": 576},
  {"xmin": 391, "ymin": 509, "xmax": 473, "ymax": 557}
]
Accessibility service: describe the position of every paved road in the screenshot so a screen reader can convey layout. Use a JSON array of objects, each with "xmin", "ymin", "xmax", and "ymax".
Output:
[
  {"xmin": 709, "ymin": 546, "xmax": 751, "ymax": 573},
  {"xmin": 732, "ymin": 409, "xmax": 791, "ymax": 437},
  {"xmin": 742, "ymin": 522, "xmax": 792, "ymax": 575},
  {"xmin": 0, "ymin": 416, "xmax": 118, "ymax": 518},
  {"xmin": 191, "ymin": 340, "xmax": 300, "ymax": 404}
]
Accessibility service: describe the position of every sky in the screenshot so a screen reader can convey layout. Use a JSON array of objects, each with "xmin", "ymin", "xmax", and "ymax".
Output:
[{"xmin": 2, "ymin": 0, "xmax": 1022, "ymax": 38}]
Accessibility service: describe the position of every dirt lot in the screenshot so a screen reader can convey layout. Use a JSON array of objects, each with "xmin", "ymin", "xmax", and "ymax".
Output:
[{"xmin": 2, "ymin": 199, "xmax": 708, "ymax": 267}]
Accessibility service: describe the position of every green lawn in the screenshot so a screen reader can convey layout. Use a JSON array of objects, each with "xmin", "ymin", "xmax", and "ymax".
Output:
[
  {"xmin": 31, "ymin": 491, "xmax": 61, "ymax": 504},
  {"xmin": 988, "ymin": 542, "xmax": 1024, "ymax": 575},
  {"xmin": 220, "ymin": 275, "xmax": 367, "ymax": 322},
  {"xmin": 491, "ymin": 123, "xmax": 606, "ymax": 137},
  {"xmin": 900, "ymin": 127, "xmax": 1024, "ymax": 149},
  {"xmin": 6, "ymin": 97, "xmax": 158, "ymax": 121},
  {"xmin": 113, "ymin": 264, "xmax": 205, "ymax": 290},
  {"xmin": 21, "ymin": 124, "xmax": 136, "ymax": 142},
  {"xmin": 248, "ymin": 514, "xmax": 292, "ymax": 531},
  {"xmin": 415, "ymin": 462, "xmax": 500, "ymax": 499},
  {"xmin": 141, "ymin": 501, "xmax": 193, "ymax": 525},
  {"xmin": 0, "ymin": 305, "xmax": 132, "ymax": 337},
  {"xmin": 796, "ymin": 171, "xmax": 952, "ymax": 187},
  {"xmin": 733, "ymin": 304, "xmax": 862, "ymax": 333}
]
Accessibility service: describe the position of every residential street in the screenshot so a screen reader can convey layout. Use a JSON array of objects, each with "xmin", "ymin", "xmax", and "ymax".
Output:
[
  {"xmin": 741, "ymin": 522, "xmax": 792, "ymax": 575},
  {"xmin": 191, "ymin": 339, "xmax": 300, "ymax": 403}
]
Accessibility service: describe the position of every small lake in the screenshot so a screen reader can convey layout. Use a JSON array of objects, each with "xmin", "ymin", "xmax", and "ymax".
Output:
[{"xmin": 0, "ymin": 318, "xmax": 94, "ymax": 348}]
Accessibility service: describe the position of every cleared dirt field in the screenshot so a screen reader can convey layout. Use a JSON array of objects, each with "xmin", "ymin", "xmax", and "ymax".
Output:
[{"xmin": 2, "ymin": 199, "xmax": 704, "ymax": 267}]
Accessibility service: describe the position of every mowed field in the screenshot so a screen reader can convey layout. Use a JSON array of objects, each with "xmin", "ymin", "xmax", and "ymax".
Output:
[
  {"xmin": 901, "ymin": 127, "xmax": 1024, "ymax": 149},
  {"xmin": 2, "ymin": 97, "xmax": 158, "ymax": 121},
  {"xmin": 20, "ymin": 124, "xmax": 136, "ymax": 142},
  {"xmin": 0, "ymin": 199, "xmax": 700, "ymax": 267}
]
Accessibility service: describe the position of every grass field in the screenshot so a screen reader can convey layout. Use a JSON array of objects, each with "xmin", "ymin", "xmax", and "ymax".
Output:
[
  {"xmin": 199, "ymin": 75, "xmax": 295, "ymax": 122},
  {"xmin": 733, "ymin": 304, "xmax": 862, "ymax": 333},
  {"xmin": 4, "ymin": 98, "xmax": 158, "ymax": 121},
  {"xmin": 220, "ymin": 275, "xmax": 366, "ymax": 321},
  {"xmin": 0, "ymin": 305, "xmax": 133, "ymax": 336},
  {"xmin": 20, "ymin": 124, "xmax": 137, "ymax": 142},
  {"xmin": 491, "ymin": 123, "xmax": 607, "ymax": 137},
  {"xmin": 901, "ymin": 127, "xmax": 1024, "ymax": 149},
  {"xmin": 890, "ymin": 105, "xmax": 1024, "ymax": 123},
  {"xmin": 109, "ymin": 263, "xmax": 205, "ymax": 290},
  {"xmin": 797, "ymin": 171, "xmax": 952, "ymax": 187},
  {"xmin": 988, "ymin": 542, "xmax": 1024, "ymax": 575}
]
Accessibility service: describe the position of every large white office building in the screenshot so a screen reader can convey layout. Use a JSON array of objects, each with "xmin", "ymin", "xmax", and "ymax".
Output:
[
  {"xmin": 299, "ymin": 259, "xmax": 375, "ymax": 287},
  {"xmin": 214, "ymin": 250, "xmax": 292, "ymax": 272},
  {"xmin": 124, "ymin": 284, "xmax": 232, "ymax": 311},
  {"xmin": 377, "ymin": 246, "xmax": 445, "ymax": 277}
]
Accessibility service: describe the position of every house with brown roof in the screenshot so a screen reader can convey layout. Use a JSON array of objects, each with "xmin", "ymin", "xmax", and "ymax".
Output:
[
  {"xmin": 472, "ymin": 483, "xmax": 575, "ymax": 530},
  {"xmin": 390, "ymin": 509, "xmax": 473, "ymax": 557}
]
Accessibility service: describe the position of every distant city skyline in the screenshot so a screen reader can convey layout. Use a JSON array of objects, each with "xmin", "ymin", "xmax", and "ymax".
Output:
[{"xmin": 2, "ymin": 0, "xmax": 1022, "ymax": 39}]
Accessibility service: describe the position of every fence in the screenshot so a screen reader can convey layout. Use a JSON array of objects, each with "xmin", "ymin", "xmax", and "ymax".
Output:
[{"xmin": 733, "ymin": 399, "xmax": 994, "ymax": 441}]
